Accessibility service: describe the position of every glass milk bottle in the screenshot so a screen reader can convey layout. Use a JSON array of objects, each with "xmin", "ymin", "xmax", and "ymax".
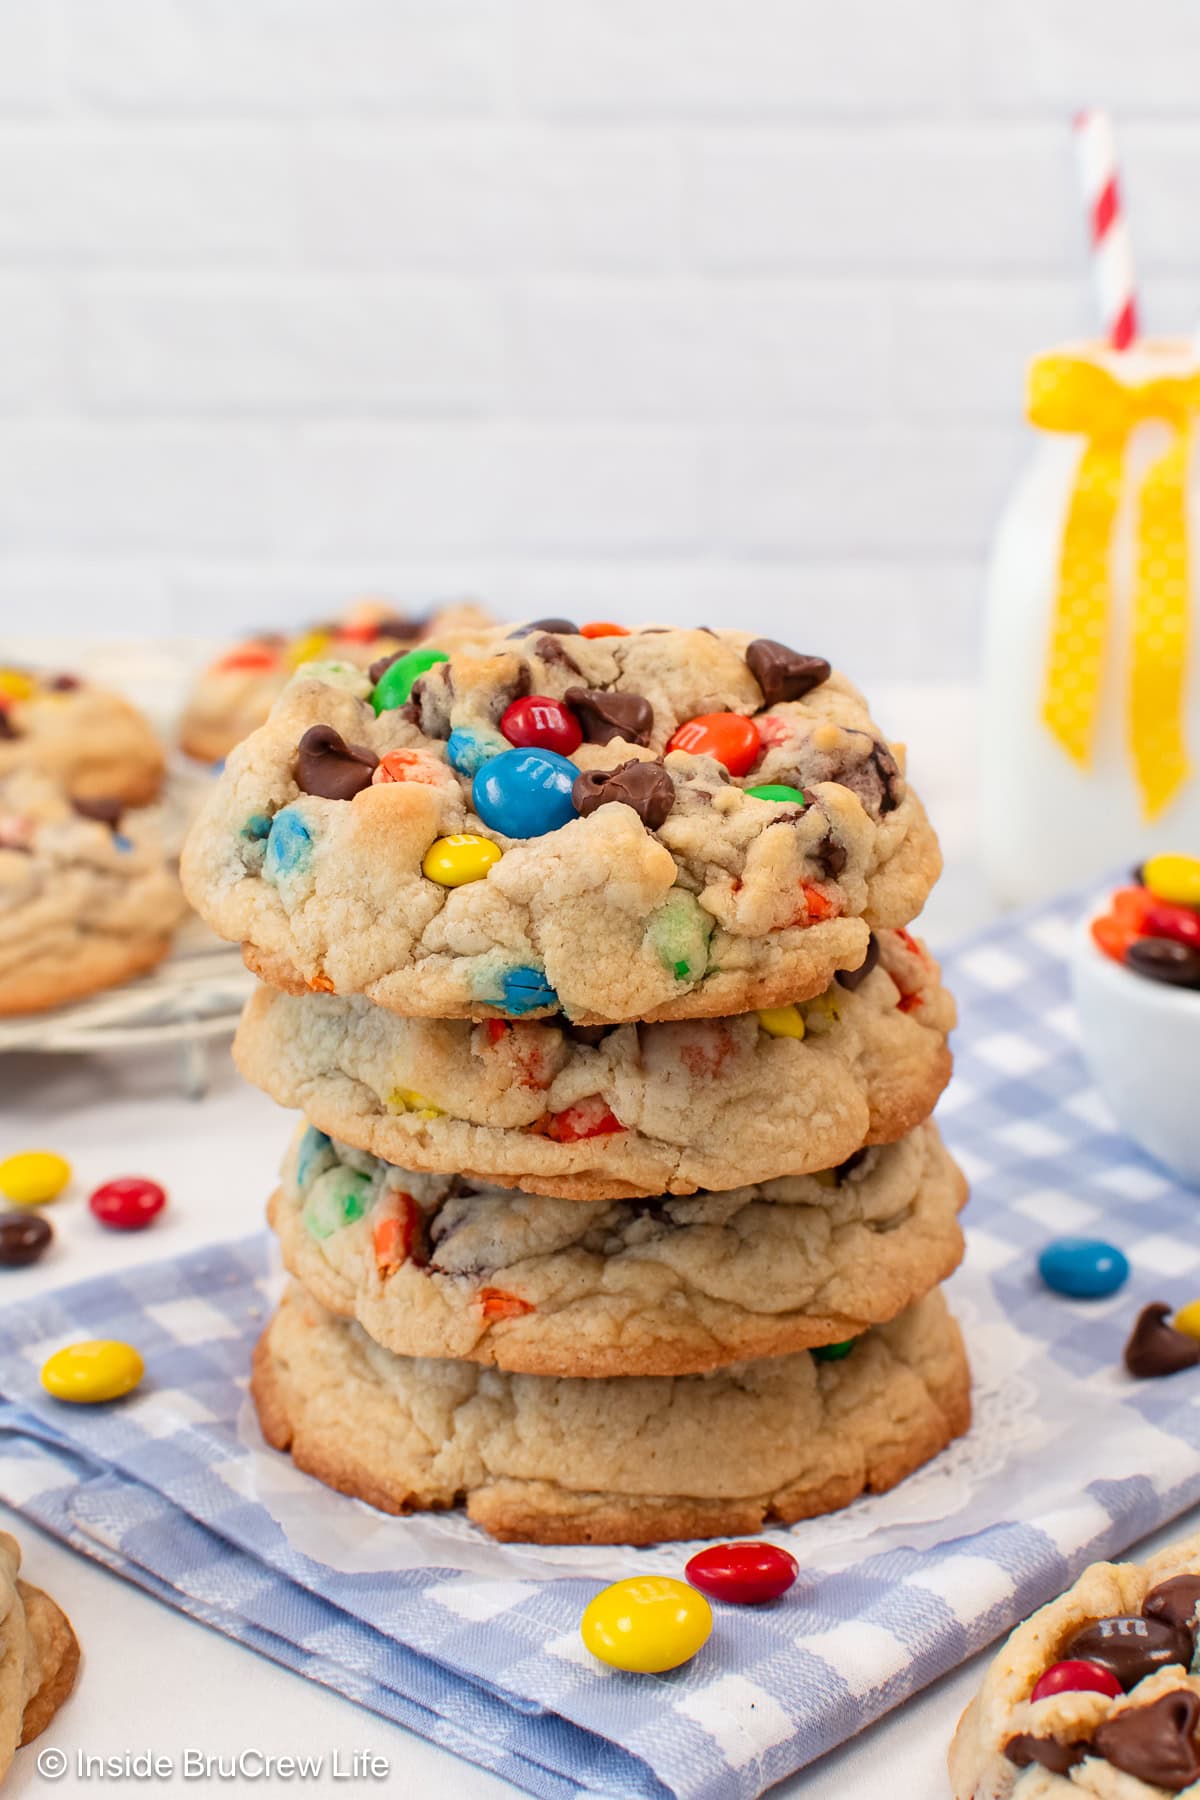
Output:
[{"xmin": 981, "ymin": 339, "xmax": 1200, "ymax": 907}]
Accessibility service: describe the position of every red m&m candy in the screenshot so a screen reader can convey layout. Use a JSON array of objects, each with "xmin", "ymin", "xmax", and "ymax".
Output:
[
  {"xmin": 1030, "ymin": 1659, "xmax": 1123, "ymax": 1703},
  {"xmin": 684, "ymin": 1542, "xmax": 799, "ymax": 1606},
  {"xmin": 500, "ymin": 696, "xmax": 582, "ymax": 757},
  {"xmin": 668, "ymin": 713, "xmax": 759, "ymax": 777},
  {"xmin": 89, "ymin": 1177, "xmax": 167, "ymax": 1232}
]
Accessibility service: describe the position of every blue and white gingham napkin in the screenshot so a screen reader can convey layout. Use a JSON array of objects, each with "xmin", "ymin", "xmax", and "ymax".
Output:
[{"xmin": 5, "ymin": 883, "xmax": 1200, "ymax": 1800}]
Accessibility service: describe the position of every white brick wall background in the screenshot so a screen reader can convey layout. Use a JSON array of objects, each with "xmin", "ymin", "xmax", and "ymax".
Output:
[{"xmin": 1, "ymin": 0, "xmax": 1199, "ymax": 679}]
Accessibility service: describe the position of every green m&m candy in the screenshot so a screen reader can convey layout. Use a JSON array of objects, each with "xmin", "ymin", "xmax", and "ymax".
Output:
[
  {"xmin": 812, "ymin": 1338, "xmax": 855, "ymax": 1362},
  {"xmin": 303, "ymin": 1168, "xmax": 370, "ymax": 1239},
  {"xmin": 745, "ymin": 783, "xmax": 806, "ymax": 805},
  {"xmin": 371, "ymin": 647, "xmax": 449, "ymax": 714}
]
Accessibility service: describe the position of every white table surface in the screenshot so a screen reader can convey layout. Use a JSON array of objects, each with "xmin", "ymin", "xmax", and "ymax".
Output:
[{"xmin": 3, "ymin": 673, "xmax": 1194, "ymax": 1799}]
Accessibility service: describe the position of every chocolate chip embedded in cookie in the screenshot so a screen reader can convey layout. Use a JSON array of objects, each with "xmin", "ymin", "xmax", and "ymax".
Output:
[
  {"xmin": 252, "ymin": 1282, "xmax": 970, "ymax": 1545},
  {"xmin": 182, "ymin": 624, "xmax": 941, "ymax": 1023}
]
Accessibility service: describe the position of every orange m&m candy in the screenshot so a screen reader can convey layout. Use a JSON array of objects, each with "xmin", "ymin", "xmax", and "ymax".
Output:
[
  {"xmin": 579, "ymin": 622, "xmax": 630, "ymax": 639},
  {"xmin": 372, "ymin": 749, "xmax": 450, "ymax": 786},
  {"xmin": 667, "ymin": 713, "xmax": 759, "ymax": 777}
]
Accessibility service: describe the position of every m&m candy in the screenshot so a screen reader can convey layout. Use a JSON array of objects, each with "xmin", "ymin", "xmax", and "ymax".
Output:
[
  {"xmin": 757, "ymin": 1005, "xmax": 805, "ymax": 1039},
  {"xmin": 745, "ymin": 783, "xmax": 806, "ymax": 805},
  {"xmin": 41, "ymin": 1340, "xmax": 144, "ymax": 1404},
  {"xmin": 89, "ymin": 1177, "xmax": 167, "ymax": 1232},
  {"xmin": 812, "ymin": 1338, "xmax": 855, "ymax": 1362},
  {"xmin": 371, "ymin": 646, "xmax": 448, "ymax": 713},
  {"xmin": 1030, "ymin": 1660, "xmax": 1123, "ymax": 1703},
  {"xmin": 0, "ymin": 1212, "xmax": 51, "ymax": 1267},
  {"xmin": 422, "ymin": 834, "xmax": 502, "ymax": 887},
  {"xmin": 685, "ymin": 1543, "xmax": 799, "ymax": 1606},
  {"xmin": 1038, "ymin": 1237, "xmax": 1129, "ymax": 1299},
  {"xmin": 500, "ymin": 696, "xmax": 582, "ymax": 757},
  {"xmin": 580, "ymin": 1577, "xmax": 712, "ymax": 1673},
  {"xmin": 1173, "ymin": 1300, "xmax": 1200, "ymax": 1341},
  {"xmin": 0, "ymin": 1151, "xmax": 70, "ymax": 1206},
  {"xmin": 579, "ymin": 622, "xmax": 629, "ymax": 639},
  {"xmin": 472, "ymin": 749, "xmax": 578, "ymax": 838},
  {"xmin": 1144, "ymin": 854, "xmax": 1200, "ymax": 909},
  {"xmin": 667, "ymin": 714, "xmax": 759, "ymax": 778}
]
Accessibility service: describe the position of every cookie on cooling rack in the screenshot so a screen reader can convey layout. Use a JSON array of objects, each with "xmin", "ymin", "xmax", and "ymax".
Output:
[
  {"xmin": 253, "ymin": 1280, "xmax": 970, "ymax": 1544},
  {"xmin": 0, "ymin": 665, "xmax": 164, "ymax": 808},
  {"xmin": 0, "ymin": 767, "xmax": 185, "ymax": 1015},
  {"xmin": 182, "ymin": 622, "xmax": 941, "ymax": 1023},
  {"xmin": 179, "ymin": 599, "xmax": 491, "ymax": 764},
  {"xmin": 0, "ymin": 1532, "xmax": 80, "ymax": 1782}
]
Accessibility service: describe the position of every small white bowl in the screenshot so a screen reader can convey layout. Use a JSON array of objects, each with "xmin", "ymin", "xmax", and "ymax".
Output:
[{"xmin": 1070, "ymin": 914, "xmax": 1200, "ymax": 1187}]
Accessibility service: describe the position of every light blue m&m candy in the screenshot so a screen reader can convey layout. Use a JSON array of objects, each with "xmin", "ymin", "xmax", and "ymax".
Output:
[
  {"xmin": 1038, "ymin": 1237, "xmax": 1129, "ymax": 1299},
  {"xmin": 263, "ymin": 806, "xmax": 313, "ymax": 881},
  {"xmin": 472, "ymin": 748, "xmax": 578, "ymax": 839}
]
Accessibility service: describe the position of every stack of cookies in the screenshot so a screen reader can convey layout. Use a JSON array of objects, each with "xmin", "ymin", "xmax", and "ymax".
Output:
[{"xmin": 182, "ymin": 620, "xmax": 969, "ymax": 1545}]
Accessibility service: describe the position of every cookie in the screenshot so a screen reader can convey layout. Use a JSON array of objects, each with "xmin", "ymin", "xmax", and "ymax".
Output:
[
  {"xmin": 950, "ymin": 1534, "xmax": 1200, "ymax": 1798},
  {"xmin": 0, "ymin": 666, "xmax": 164, "ymax": 807},
  {"xmin": 234, "ymin": 926, "xmax": 953, "ymax": 1199},
  {"xmin": 0, "ymin": 768, "xmax": 186, "ymax": 1015},
  {"xmin": 271, "ymin": 1117, "xmax": 966, "ymax": 1376},
  {"xmin": 180, "ymin": 599, "xmax": 491, "ymax": 763},
  {"xmin": 0, "ymin": 1533, "xmax": 80, "ymax": 1779},
  {"xmin": 253, "ymin": 1281, "xmax": 970, "ymax": 1544},
  {"xmin": 181, "ymin": 624, "xmax": 941, "ymax": 1022}
]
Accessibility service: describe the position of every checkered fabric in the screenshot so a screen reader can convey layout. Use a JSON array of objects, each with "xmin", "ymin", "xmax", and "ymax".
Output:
[{"xmin": 4, "ymin": 883, "xmax": 1200, "ymax": 1800}]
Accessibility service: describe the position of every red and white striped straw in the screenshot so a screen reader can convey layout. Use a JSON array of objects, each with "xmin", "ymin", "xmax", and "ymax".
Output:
[{"xmin": 1073, "ymin": 109, "xmax": 1139, "ymax": 350}]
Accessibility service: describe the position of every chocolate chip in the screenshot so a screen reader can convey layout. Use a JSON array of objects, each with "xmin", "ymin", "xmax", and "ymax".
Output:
[
  {"xmin": 1062, "ymin": 1613, "xmax": 1193, "ymax": 1688},
  {"xmin": 71, "ymin": 796, "xmax": 124, "ymax": 829},
  {"xmin": 49, "ymin": 673, "xmax": 80, "ymax": 691},
  {"xmin": 1144, "ymin": 1576, "xmax": 1200, "ymax": 1636},
  {"xmin": 372, "ymin": 615, "xmax": 425, "ymax": 642},
  {"xmin": 564, "ymin": 687, "xmax": 653, "ymax": 747},
  {"xmin": 1004, "ymin": 1734, "xmax": 1086, "ymax": 1776},
  {"xmin": 368, "ymin": 649, "xmax": 404, "ymax": 686},
  {"xmin": 836, "ymin": 934, "xmax": 880, "ymax": 992},
  {"xmin": 508, "ymin": 617, "xmax": 579, "ymax": 638},
  {"xmin": 0, "ymin": 1211, "xmax": 51, "ymax": 1267},
  {"xmin": 869, "ymin": 741, "xmax": 903, "ymax": 814},
  {"xmin": 0, "ymin": 711, "xmax": 19, "ymax": 741},
  {"xmin": 534, "ymin": 635, "xmax": 584, "ymax": 675},
  {"xmin": 1092, "ymin": 1690, "xmax": 1200, "ymax": 1791},
  {"xmin": 746, "ymin": 639, "xmax": 831, "ymax": 707},
  {"xmin": 295, "ymin": 725, "xmax": 378, "ymax": 801},
  {"xmin": 1127, "ymin": 937, "xmax": 1200, "ymax": 988},
  {"xmin": 814, "ymin": 830, "xmax": 848, "ymax": 879},
  {"xmin": 1125, "ymin": 1304, "xmax": 1200, "ymax": 1379},
  {"xmin": 572, "ymin": 760, "xmax": 675, "ymax": 830}
]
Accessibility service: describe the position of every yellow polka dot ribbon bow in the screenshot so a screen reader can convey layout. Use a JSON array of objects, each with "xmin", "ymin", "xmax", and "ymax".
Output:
[{"xmin": 1029, "ymin": 351, "xmax": 1200, "ymax": 819}]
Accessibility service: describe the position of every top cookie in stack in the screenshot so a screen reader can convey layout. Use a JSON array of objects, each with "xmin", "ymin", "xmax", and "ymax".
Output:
[{"xmin": 181, "ymin": 620, "xmax": 941, "ymax": 1024}]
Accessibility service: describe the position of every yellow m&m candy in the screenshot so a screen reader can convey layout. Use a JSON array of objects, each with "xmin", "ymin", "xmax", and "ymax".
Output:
[
  {"xmin": 41, "ymin": 1340, "xmax": 144, "ymax": 1404},
  {"xmin": 0, "ymin": 1150, "xmax": 71, "ymax": 1206},
  {"xmin": 0, "ymin": 670, "xmax": 35, "ymax": 700},
  {"xmin": 1145, "ymin": 854, "xmax": 1200, "ymax": 909},
  {"xmin": 756, "ymin": 1005, "xmax": 806, "ymax": 1040},
  {"xmin": 422, "ymin": 834, "xmax": 502, "ymax": 887},
  {"xmin": 580, "ymin": 1576, "xmax": 712, "ymax": 1674},
  {"xmin": 1175, "ymin": 1301, "xmax": 1200, "ymax": 1342}
]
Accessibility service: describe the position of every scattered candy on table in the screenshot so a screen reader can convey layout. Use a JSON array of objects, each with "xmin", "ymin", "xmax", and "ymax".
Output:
[
  {"xmin": 0, "ymin": 1150, "xmax": 71, "ymax": 1206},
  {"xmin": 422, "ymin": 834, "xmax": 502, "ymax": 887},
  {"xmin": 580, "ymin": 1577, "xmax": 712, "ymax": 1673},
  {"xmin": 684, "ymin": 1543, "xmax": 799, "ymax": 1605},
  {"xmin": 1124, "ymin": 1303, "xmax": 1200, "ymax": 1378},
  {"xmin": 1038, "ymin": 1237, "xmax": 1129, "ymax": 1299},
  {"xmin": 0, "ymin": 1212, "xmax": 51, "ymax": 1267},
  {"xmin": 89, "ymin": 1177, "xmax": 167, "ymax": 1232},
  {"xmin": 1091, "ymin": 866, "xmax": 1200, "ymax": 988},
  {"xmin": 1173, "ymin": 1300, "xmax": 1200, "ymax": 1341},
  {"xmin": 41, "ymin": 1339, "xmax": 144, "ymax": 1404},
  {"xmin": 472, "ymin": 748, "xmax": 578, "ymax": 838}
]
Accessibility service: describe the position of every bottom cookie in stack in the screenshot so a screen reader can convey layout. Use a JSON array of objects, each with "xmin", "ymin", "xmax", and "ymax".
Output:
[
  {"xmin": 252, "ymin": 1119, "xmax": 972, "ymax": 1544},
  {"xmin": 0, "ymin": 1531, "xmax": 80, "ymax": 1780}
]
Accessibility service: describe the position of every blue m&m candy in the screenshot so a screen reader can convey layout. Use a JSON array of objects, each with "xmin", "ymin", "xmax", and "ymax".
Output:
[
  {"xmin": 498, "ymin": 966, "xmax": 558, "ymax": 1014},
  {"xmin": 472, "ymin": 748, "xmax": 578, "ymax": 839},
  {"xmin": 1038, "ymin": 1237, "xmax": 1129, "ymax": 1299}
]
